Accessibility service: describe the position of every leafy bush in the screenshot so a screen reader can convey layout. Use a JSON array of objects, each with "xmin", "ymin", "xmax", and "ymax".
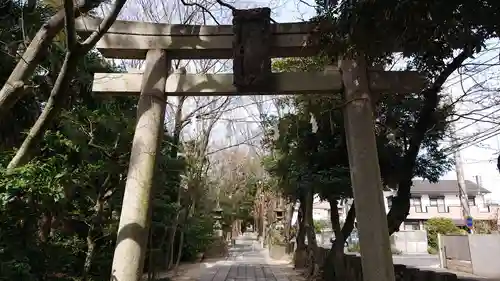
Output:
[
  {"xmin": 425, "ymin": 217, "xmax": 464, "ymax": 250},
  {"xmin": 313, "ymin": 219, "xmax": 329, "ymax": 233},
  {"xmin": 347, "ymin": 243, "xmax": 360, "ymax": 253},
  {"xmin": 473, "ymin": 220, "xmax": 498, "ymax": 234},
  {"xmin": 268, "ymin": 224, "xmax": 286, "ymax": 245},
  {"xmin": 427, "ymin": 246, "xmax": 438, "ymax": 255},
  {"xmin": 181, "ymin": 214, "xmax": 214, "ymax": 261}
]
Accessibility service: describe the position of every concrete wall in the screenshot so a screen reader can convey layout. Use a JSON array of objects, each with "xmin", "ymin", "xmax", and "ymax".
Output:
[
  {"xmin": 441, "ymin": 235, "xmax": 471, "ymax": 261},
  {"xmin": 391, "ymin": 230, "xmax": 428, "ymax": 254},
  {"xmin": 317, "ymin": 231, "xmax": 332, "ymax": 247},
  {"xmin": 315, "ymin": 248, "xmax": 484, "ymax": 281},
  {"xmin": 440, "ymin": 234, "xmax": 500, "ymax": 278},
  {"xmin": 312, "ymin": 208, "xmax": 330, "ymax": 221},
  {"xmin": 468, "ymin": 234, "xmax": 500, "ymax": 278}
]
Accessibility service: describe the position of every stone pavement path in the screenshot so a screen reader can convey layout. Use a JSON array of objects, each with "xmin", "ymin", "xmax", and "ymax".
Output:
[{"xmin": 196, "ymin": 233, "xmax": 297, "ymax": 281}]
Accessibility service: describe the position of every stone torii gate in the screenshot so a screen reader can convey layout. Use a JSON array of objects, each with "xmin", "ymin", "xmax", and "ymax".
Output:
[{"xmin": 76, "ymin": 9, "xmax": 425, "ymax": 281}]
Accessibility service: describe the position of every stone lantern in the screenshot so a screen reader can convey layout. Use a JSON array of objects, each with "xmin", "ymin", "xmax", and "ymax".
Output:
[
  {"xmin": 274, "ymin": 208, "xmax": 284, "ymax": 221},
  {"xmin": 212, "ymin": 204, "xmax": 223, "ymax": 237},
  {"xmin": 274, "ymin": 208, "xmax": 285, "ymax": 230}
]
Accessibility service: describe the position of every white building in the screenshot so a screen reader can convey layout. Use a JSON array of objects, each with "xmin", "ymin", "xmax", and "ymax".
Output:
[
  {"xmin": 387, "ymin": 179, "xmax": 499, "ymax": 231},
  {"xmin": 295, "ymin": 180, "xmax": 500, "ymax": 231}
]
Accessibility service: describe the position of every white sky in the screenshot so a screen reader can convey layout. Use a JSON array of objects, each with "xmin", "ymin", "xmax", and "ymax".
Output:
[
  {"xmin": 112, "ymin": 0, "xmax": 500, "ymax": 201},
  {"xmin": 440, "ymin": 41, "xmax": 500, "ymax": 202}
]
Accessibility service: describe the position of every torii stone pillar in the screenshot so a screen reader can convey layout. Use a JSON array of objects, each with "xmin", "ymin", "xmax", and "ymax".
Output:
[
  {"xmin": 340, "ymin": 57, "xmax": 395, "ymax": 281},
  {"xmin": 111, "ymin": 49, "xmax": 169, "ymax": 281}
]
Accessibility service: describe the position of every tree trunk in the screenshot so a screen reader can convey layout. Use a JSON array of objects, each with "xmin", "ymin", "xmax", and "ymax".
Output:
[
  {"xmin": 284, "ymin": 202, "xmax": 294, "ymax": 250},
  {"xmin": 293, "ymin": 196, "xmax": 307, "ymax": 269},
  {"xmin": 175, "ymin": 231, "xmax": 185, "ymax": 268},
  {"xmin": 258, "ymin": 193, "xmax": 264, "ymax": 237},
  {"xmin": 83, "ymin": 198, "xmax": 105, "ymax": 281},
  {"xmin": 164, "ymin": 96, "xmax": 185, "ymax": 269},
  {"xmin": 7, "ymin": 50, "xmax": 80, "ymax": 170},
  {"xmin": 0, "ymin": 0, "xmax": 100, "ymax": 117},
  {"xmin": 340, "ymin": 204, "xmax": 356, "ymax": 243},
  {"xmin": 25, "ymin": 0, "xmax": 36, "ymax": 11},
  {"xmin": 323, "ymin": 197, "xmax": 345, "ymax": 281},
  {"xmin": 166, "ymin": 207, "xmax": 181, "ymax": 269},
  {"xmin": 303, "ymin": 187, "xmax": 318, "ymax": 277},
  {"xmin": 296, "ymin": 199, "xmax": 306, "ymax": 251},
  {"xmin": 167, "ymin": 228, "xmax": 176, "ymax": 269},
  {"xmin": 38, "ymin": 210, "xmax": 52, "ymax": 243},
  {"xmin": 385, "ymin": 48, "xmax": 472, "ymax": 235},
  {"xmin": 6, "ymin": 0, "xmax": 128, "ymax": 169},
  {"xmin": 174, "ymin": 201, "xmax": 194, "ymax": 270}
]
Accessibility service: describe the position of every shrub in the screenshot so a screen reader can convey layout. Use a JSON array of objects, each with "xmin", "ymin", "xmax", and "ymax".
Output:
[
  {"xmin": 181, "ymin": 214, "xmax": 214, "ymax": 261},
  {"xmin": 425, "ymin": 217, "xmax": 464, "ymax": 251},
  {"xmin": 427, "ymin": 246, "xmax": 438, "ymax": 255},
  {"xmin": 313, "ymin": 219, "xmax": 329, "ymax": 234},
  {"xmin": 347, "ymin": 243, "xmax": 360, "ymax": 253}
]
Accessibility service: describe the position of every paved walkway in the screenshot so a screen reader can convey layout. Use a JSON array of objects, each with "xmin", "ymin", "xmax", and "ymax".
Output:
[
  {"xmin": 197, "ymin": 233, "xmax": 295, "ymax": 281},
  {"xmin": 168, "ymin": 233, "xmax": 496, "ymax": 281}
]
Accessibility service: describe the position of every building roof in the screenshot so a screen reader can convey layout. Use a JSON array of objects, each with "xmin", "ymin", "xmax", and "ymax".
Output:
[{"xmin": 411, "ymin": 179, "xmax": 490, "ymax": 196}]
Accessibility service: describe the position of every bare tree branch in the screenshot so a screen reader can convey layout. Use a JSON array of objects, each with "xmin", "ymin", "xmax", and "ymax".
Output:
[
  {"xmin": 215, "ymin": 0, "xmax": 236, "ymax": 11},
  {"xmin": 64, "ymin": 0, "xmax": 77, "ymax": 50},
  {"xmin": 81, "ymin": 0, "xmax": 128, "ymax": 50},
  {"xmin": 0, "ymin": 0, "xmax": 102, "ymax": 117},
  {"xmin": 7, "ymin": 0, "xmax": 130, "ymax": 170},
  {"xmin": 179, "ymin": 0, "xmax": 220, "ymax": 24}
]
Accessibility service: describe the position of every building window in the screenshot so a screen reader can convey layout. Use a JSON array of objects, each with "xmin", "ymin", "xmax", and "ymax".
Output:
[
  {"xmin": 429, "ymin": 196, "xmax": 447, "ymax": 212},
  {"xmin": 404, "ymin": 221, "xmax": 420, "ymax": 231},
  {"xmin": 410, "ymin": 197, "xmax": 422, "ymax": 213},
  {"xmin": 468, "ymin": 196, "xmax": 476, "ymax": 206},
  {"xmin": 429, "ymin": 197, "xmax": 438, "ymax": 206},
  {"xmin": 437, "ymin": 198, "xmax": 447, "ymax": 212},
  {"xmin": 430, "ymin": 196, "xmax": 447, "ymax": 212}
]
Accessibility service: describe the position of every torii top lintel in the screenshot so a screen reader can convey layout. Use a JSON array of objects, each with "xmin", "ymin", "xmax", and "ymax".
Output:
[
  {"xmin": 232, "ymin": 7, "xmax": 273, "ymax": 92},
  {"xmin": 74, "ymin": 14, "xmax": 318, "ymax": 60}
]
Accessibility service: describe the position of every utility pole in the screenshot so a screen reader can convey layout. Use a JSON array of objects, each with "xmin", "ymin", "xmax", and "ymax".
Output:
[
  {"xmin": 474, "ymin": 175, "xmax": 482, "ymax": 192},
  {"xmin": 451, "ymin": 130, "xmax": 472, "ymax": 232},
  {"xmin": 454, "ymin": 147, "xmax": 471, "ymax": 218},
  {"xmin": 447, "ymin": 93, "xmax": 471, "ymax": 231},
  {"xmin": 475, "ymin": 175, "xmax": 483, "ymax": 205}
]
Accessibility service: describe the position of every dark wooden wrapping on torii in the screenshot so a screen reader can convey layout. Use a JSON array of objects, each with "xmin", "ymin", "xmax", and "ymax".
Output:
[{"xmin": 232, "ymin": 8, "xmax": 272, "ymax": 93}]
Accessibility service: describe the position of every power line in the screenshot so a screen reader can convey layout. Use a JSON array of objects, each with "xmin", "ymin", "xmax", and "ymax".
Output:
[{"xmin": 444, "ymin": 127, "xmax": 500, "ymax": 157}]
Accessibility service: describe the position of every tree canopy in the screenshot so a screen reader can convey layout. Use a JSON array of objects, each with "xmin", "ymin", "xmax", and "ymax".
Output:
[{"xmin": 263, "ymin": 56, "xmax": 453, "ymax": 203}]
